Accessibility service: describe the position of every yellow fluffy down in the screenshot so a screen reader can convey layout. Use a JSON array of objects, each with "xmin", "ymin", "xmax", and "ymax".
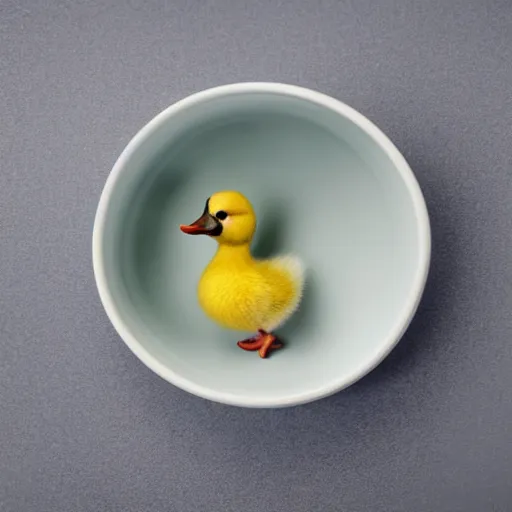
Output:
[{"xmin": 198, "ymin": 252, "xmax": 304, "ymax": 332}]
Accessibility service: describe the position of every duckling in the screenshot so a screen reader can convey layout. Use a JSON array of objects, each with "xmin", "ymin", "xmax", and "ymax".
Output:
[{"xmin": 180, "ymin": 191, "xmax": 304, "ymax": 358}]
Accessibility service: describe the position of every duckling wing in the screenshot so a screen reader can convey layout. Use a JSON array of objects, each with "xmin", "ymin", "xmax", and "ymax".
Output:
[{"xmin": 259, "ymin": 255, "xmax": 305, "ymax": 332}]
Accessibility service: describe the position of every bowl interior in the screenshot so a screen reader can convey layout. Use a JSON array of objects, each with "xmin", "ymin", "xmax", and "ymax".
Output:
[{"xmin": 98, "ymin": 88, "xmax": 426, "ymax": 406}]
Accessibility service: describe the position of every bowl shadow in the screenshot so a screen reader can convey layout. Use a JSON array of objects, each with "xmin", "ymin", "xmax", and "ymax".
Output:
[
  {"xmin": 252, "ymin": 200, "xmax": 288, "ymax": 259},
  {"xmin": 341, "ymin": 166, "xmax": 454, "ymax": 395}
]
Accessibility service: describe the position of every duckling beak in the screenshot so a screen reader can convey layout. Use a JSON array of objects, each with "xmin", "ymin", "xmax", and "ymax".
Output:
[{"xmin": 180, "ymin": 212, "xmax": 222, "ymax": 236}]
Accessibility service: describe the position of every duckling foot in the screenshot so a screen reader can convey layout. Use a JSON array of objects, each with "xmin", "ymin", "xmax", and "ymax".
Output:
[{"xmin": 237, "ymin": 329, "xmax": 283, "ymax": 359}]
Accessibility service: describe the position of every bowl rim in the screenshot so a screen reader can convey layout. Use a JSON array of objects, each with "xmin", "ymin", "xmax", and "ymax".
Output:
[{"xmin": 92, "ymin": 82, "xmax": 431, "ymax": 408}]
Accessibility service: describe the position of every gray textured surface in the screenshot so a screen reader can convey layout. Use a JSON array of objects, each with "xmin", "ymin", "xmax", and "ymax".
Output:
[{"xmin": 1, "ymin": 0, "xmax": 511, "ymax": 510}]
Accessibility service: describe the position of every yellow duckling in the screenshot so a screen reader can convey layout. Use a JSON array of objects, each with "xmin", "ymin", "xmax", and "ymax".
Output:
[{"xmin": 180, "ymin": 191, "xmax": 304, "ymax": 358}]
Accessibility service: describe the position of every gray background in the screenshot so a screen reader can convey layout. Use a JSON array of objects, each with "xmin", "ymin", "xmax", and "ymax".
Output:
[{"xmin": 1, "ymin": 0, "xmax": 511, "ymax": 510}]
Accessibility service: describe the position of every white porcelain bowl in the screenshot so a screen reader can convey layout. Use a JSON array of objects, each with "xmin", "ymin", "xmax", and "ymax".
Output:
[{"xmin": 93, "ymin": 83, "xmax": 431, "ymax": 407}]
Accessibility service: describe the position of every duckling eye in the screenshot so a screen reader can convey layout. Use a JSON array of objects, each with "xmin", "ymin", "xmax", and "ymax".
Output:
[{"xmin": 215, "ymin": 210, "xmax": 228, "ymax": 220}]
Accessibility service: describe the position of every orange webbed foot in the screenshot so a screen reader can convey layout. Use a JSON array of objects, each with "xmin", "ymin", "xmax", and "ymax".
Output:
[{"xmin": 237, "ymin": 329, "xmax": 282, "ymax": 358}]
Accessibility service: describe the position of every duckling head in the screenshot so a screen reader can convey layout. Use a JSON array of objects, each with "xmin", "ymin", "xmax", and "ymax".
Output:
[{"xmin": 180, "ymin": 190, "xmax": 256, "ymax": 245}]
